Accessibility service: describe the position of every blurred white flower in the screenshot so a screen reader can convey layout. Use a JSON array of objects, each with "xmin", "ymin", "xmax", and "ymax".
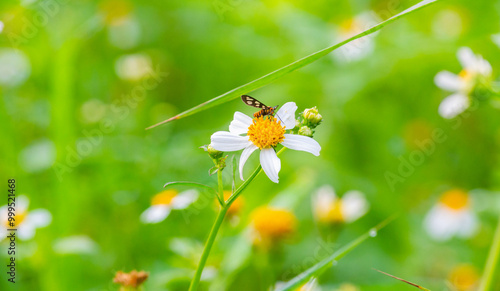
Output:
[
  {"xmin": 19, "ymin": 139, "xmax": 56, "ymax": 173},
  {"xmin": 80, "ymin": 98, "xmax": 107, "ymax": 123},
  {"xmin": 313, "ymin": 185, "xmax": 369, "ymax": 224},
  {"xmin": 332, "ymin": 12, "xmax": 378, "ymax": 63},
  {"xmin": 0, "ymin": 21, "xmax": 4, "ymax": 34},
  {"xmin": 53, "ymin": 235, "xmax": 99, "ymax": 255},
  {"xmin": 108, "ymin": 17, "xmax": 141, "ymax": 49},
  {"xmin": 0, "ymin": 48, "xmax": 31, "ymax": 87},
  {"xmin": 424, "ymin": 189, "xmax": 478, "ymax": 241},
  {"xmin": 492, "ymin": 33, "xmax": 500, "ymax": 49},
  {"xmin": 0, "ymin": 195, "xmax": 52, "ymax": 240},
  {"xmin": 435, "ymin": 47, "xmax": 492, "ymax": 119},
  {"xmin": 210, "ymin": 102, "xmax": 321, "ymax": 183},
  {"xmin": 140, "ymin": 189, "xmax": 198, "ymax": 223},
  {"xmin": 432, "ymin": 10, "xmax": 463, "ymax": 40},
  {"xmin": 115, "ymin": 53, "xmax": 152, "ymax": 81}
]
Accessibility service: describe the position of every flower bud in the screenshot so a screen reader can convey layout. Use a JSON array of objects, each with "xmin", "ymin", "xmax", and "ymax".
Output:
[
  {"xmin": 298, "ymin": 126, "xmax": 313, "ymax": 137},
  {"xmin": 302, "ymin": 107, "xmax": 323, "ymax": 126},
  {"xmin": 207, "ymin": 144, "xmax": 223, "ymax": 160}
]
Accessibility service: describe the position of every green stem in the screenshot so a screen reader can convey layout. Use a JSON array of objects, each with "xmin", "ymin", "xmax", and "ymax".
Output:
[
  {"xmin": 479, "ymin": 214, "xmax": 500, "ymax": 291},
  {"xmin": 188, "ymin": 147, "xmax": 286, "ymax": 290},
  {"xmin": 217, "ymin": 170, "xmax": 226, "ymax": 207},
  {"xmin": 189, "ymin": 207, "xmax": 228, "ymax": 291}
]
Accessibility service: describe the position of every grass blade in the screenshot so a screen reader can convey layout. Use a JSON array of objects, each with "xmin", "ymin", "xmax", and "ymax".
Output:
[
  {"xmin": 275, "ymin": 215, "xmax": 396, "ymax": 291},
  {"xmin": 373, "ymin": 269, "xmax": 431, "ymax": 290},
  {"xmin": 146, "ymin": 0, "xmax": 440, "ymax": 129}
]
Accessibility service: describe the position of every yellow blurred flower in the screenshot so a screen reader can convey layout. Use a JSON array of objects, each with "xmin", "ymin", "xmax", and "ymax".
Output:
[
  {"xmin": 250, "ymin": 206, "xmax": 296, "ymax": 247},
  {"xmin": 223, "ymin": 191, "xmax": 244, "ymax": 217},
  {"xmin": 448, "ymin": 264, "xmax": 479, "ymax": 291}
]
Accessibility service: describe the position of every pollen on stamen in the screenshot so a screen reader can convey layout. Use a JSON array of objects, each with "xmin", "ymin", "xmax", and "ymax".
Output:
[{"xmin": 247, "ymin": 116, "xmax": 286, "ymax": 149}]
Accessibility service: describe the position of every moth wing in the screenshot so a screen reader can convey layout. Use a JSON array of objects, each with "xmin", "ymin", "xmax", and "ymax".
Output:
[{"xmin": 241, "ymin": 95, "xmax": 268, "ymax": 109}]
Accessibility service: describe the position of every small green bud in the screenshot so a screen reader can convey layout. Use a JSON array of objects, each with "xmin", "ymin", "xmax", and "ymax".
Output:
[
  {"xmin": 302, "ymin": 107, "xmax": 323, "ymax": 126},
  {"xmin": 298, "ymin": 126, "xmax": 313, "ymax": 137},
  {"xmin": 207, "ymin": 144, "xmax": 223, "ymax": 160}
]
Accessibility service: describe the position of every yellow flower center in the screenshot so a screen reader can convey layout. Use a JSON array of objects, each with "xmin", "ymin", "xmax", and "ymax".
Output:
[
  {"xmin": 448, "ymin": 264, "xmax": 479, "ymax": 291},
  {"xmin": 459, "ymin": 69, "xmax": 474, "ymax": 82},
  {"xmin": 440, "ymin": 189, "xmax": 469, "ymax": 210},
  {"xmin": 5, "ymin": 212, "xmax": 26, "ymax": 228},
  {"xmin": 251, "ymin": 206, "xmax": 296, "ymax": 246},
  {"xmin": 151, "ymin": 190, "xmax": 177, "ymax": 206},
  {"xmin": 247, "ymin": 116, "xmax": 285, "ymax": 149},
  {"xmin": 319, "ymin": 199, "xmax": 344, "ymax": 223}
]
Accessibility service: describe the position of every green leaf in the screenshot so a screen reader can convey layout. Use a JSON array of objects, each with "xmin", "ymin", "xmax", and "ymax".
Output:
[
  {"xmin": 274, "ymin": 215, "xmax": 396, "ymax": 291},
  {"xmin": 146, "ymin": 0, "xmax": 440, "ymax": 129},
  {"xmin": 164, "ymin": 181, "xmax": 223, "ymax": 206}
]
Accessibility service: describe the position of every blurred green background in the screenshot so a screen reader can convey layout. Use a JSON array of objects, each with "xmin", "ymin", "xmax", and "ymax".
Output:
[{"xmin": 1, "ymin": 0, "xmax": 500, "ymax": 290}]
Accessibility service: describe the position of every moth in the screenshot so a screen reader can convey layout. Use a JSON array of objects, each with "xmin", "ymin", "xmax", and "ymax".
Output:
[{"xmin": 241, "ymin": 95, "xmax": 279, "ymax": 119}]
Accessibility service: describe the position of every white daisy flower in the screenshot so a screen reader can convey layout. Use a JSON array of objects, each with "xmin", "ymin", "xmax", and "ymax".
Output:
[
  {"xmin": 332, "ymin": 12, "xmax": 378, "ymax": 63},
  {"xmin": 313, "ymin": 185, "xmax": 369, "ymax": 223},
  {"xmin": 140, "ymin": 189, "xmax": 198, "ymax": 223},
  {"xmin": 435, "ymin": 47, "xmax": 492, "ymax": 119},
  {"xmin": 210, "ymin": 102, "xmax": 321, "ymax": 183},
  {"xmin": 424, "ymin": 189, "xmax": 478, "ymax": 241},
  {"xmin": 0, "ymin": 195, "xmax": 52, "ymax": 240}
]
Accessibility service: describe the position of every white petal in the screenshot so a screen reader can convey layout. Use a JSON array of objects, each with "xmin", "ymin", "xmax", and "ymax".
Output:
[
  {"xmin": 17, "ymin": 195, "xmax": 30, "ymax": 213},
  {"xmin": 171, "ymin": 190, "xmax": 198, "ymax": 209},
  {"xmin": 0, "ymin": 206, "xmax": 8, "ymax": 225},
  {"xmin": 229, "ymin": 112, "xmax": 252, "ymax": 135},
  {"xmin": 457, "ymin": 211, "xmax": 478, "ymax": 238},
  {"xmin": 341, "ymin": 191, "xmax": 369, "ymax": 223},
  {"xmin": 210, "ymin": 131, "xmax": 251, "ymax": 152},
  {"xmin": 457, "ymin": 47, "xmax": 477, "ymax": 70},
  {"xmin": 140, "ymin": 205, "xmax": 171, "ymax": 223},
  {"xmin": 276, "ymin": 102, "xmax": 298, "ymax": 129},
  {"xmin": 313, "ymin": 185, "xmax": 336, "ymax": 219},
  {"xmin": 18, "ymin": 224, "xmax": 36, "ymax": 240},
  {"xmin": 239, "ymin": 144, "xmax": 258, "ymax": 180},
  {"xmin": 423, "ymin": 205, "xmax": 459, "ymax": 241},
  {"xmin": 259, "ymin": 148, "xmax": 281, "ymax": 183},
  {"xmin": 438, "ymin": 93, "xmax": 470, "ymax": 119},
  {"xmin": 53, "ymin": 235, "xmax": 99, "ymax": 255},
  {"xmin": 25, "ymin": 209, "xmax": 52, "ymax": 228},
  {"xmin": 281, "ymin": 134, "xmax": 321, "ymax": 156},
  {"xmin": 434, "ymin": 71, "xmax": 462, "ymax": 92},
  {"xmin": 477, "ymin": 58, "xmax": 492, "ymax": 76}
]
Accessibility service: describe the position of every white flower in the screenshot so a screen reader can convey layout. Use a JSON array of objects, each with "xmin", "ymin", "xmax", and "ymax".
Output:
[
  {"xmin": 53, "ymin": 235, "xmax": 99, "ymax": 255},
  {"xmin": 424, "ymin": 189, "xmax": 478, "ymax": 241},
  {"xmin": 332, "ymin": 12, "xmax": 379, "ymax": 63},
  {"xmin": 435, "ymin": 47, "xmax": 492, "ymax": 119},
  {"xmin": 313, "ymin": 185, "xmax": 369, "ymax": 223},
  {"xmin": 0, "ymin": 195, "xmax": 52, "ymax": 240},
  {"xmin": 210, "ymin": 102, "xmax": 321, "ymax": 183},
  {"xmin": 140, "ymin": 189, "xmax": 198, "ymax": 223},
  {"xmin": 0, "ymin": 48, "xmax": 31, "ymax": 87}
]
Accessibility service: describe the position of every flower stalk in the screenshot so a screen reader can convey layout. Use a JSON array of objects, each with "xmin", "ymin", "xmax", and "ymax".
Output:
[
  {"xmin": 479, "ymin": 214, "xmax": 500, "ymax": 291},
  {"xmin": 188, "ymin": 147, "xmax": 286, "ymax": 290}
]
